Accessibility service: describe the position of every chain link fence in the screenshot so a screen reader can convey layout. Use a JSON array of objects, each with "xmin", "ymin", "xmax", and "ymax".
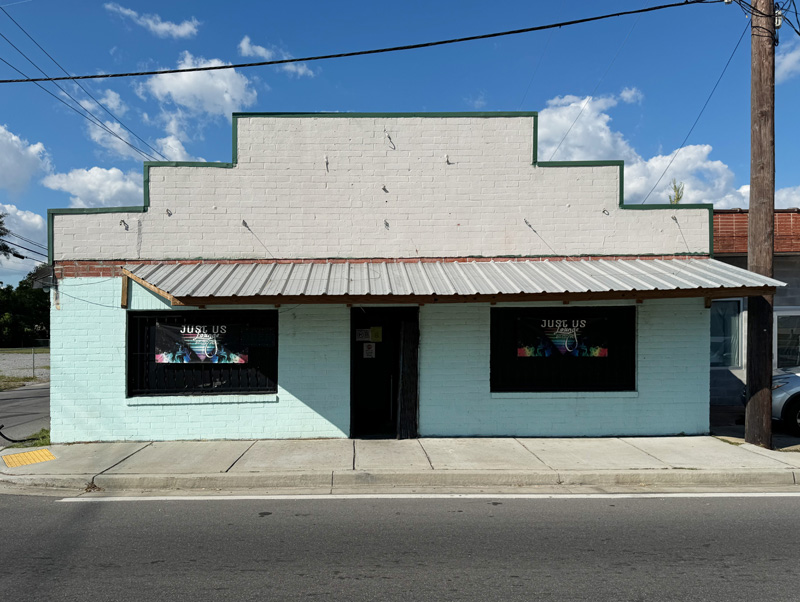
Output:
[{"xmin": 0, "ymin": 346, "xmax": 51, "ymax": 385}]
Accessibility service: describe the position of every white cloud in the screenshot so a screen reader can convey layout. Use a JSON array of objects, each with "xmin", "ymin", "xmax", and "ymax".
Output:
[
  {"xmin": 0, "ymin": 203, "xmax": 47, "ymax": 283},
  {"xmin": 239, "ymin": 36, "xmax": 274, "ymax": 61},
  {"xmin": 538, "ymin": 94, "xmax": 633, "ymax": 162},
  {"xmin": 145, "ymin": 51, "xmax": 258, "ymax": 119},
  {"xmin": 0, "ymin": 125, "xmax": 50, "ymax": 195},
  {"xmin": 619, "ymin": 86, "xmax": 644, "ymax": 104},
  {"xmin": 776, "ymin": 185, "xmax": 800, "ymax": 209},
  {"xmin": 104, "ymin": 3, "xmax": 200, "ymax": 39},
  {"xmin": 86, "ymin": 119, "xmax": 146, "ymax": 161},
  {"xmin": 777, "ymin": 39, "xmax": 800, "ymax": 84},
  {"xmin": 42, "ymin": 167, "xmax": 143, "ymax": 208},
  {"xmin": 538, "ymin": 89, "xmax": 799, "ymax": 209},
  {"xmin": 464, "ymin": 91, "xmax": 487, "ymax": 110},
  {"xmin": 156, "ymin": 135, "xmax": 202, "ymax": 162},
  {"xmin": 238, "ymin": 35, "xmax": 314, "ymax": 78},
  {"xmin": 98, "ymin": 89, "xmax": 128, "ymax": 116}
]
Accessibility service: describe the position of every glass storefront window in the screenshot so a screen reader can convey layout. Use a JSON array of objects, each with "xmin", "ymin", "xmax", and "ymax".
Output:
[
  {"xmin": 490, "ymin": 306, "xmax": 636, "ymax": 392},
  {"xmin": 777, "ymin": 314, "xmax": 800, "ymax": 369},
  {"xmin": 710, "ymin": 300, "xmax": 741, "ymax": 368}
]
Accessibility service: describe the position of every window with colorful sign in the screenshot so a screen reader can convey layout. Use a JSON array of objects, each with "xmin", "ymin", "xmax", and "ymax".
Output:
[
  {"xmin": 490, "ymin": 307, "xmax": 636, "ymax": 392},
  {"xmin": 127, "ymin": 310, "xmax": 278, "ymax": 396}
]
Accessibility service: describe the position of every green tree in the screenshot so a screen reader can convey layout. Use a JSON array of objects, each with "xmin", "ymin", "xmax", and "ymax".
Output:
[
  {"xmin": 668, "ymin": 179, "xmax": 685, "ymax": 205},
  {"xmin": 0, "ymin": 212, "xmax": 13, "ymax": 258},
  {"xmin": 0, "ymin": 268, "xmax": 50, "ymax": 347}
]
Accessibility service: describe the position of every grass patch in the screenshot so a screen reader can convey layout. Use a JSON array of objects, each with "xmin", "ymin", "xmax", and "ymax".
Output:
[
  {"xmin": 0, "ymin": 375, "xmax": 36, "ymax": 391},
  {"xmin": 5, "ymin": 428, "xmax": 50, "ymax": 449},
  {"xmin": 0, "ymin": 348, "xmax": 50, "ymax": 355},
  {"xmin": 715, "ymin": 436, "xmax": 744, "ymax": 446}
]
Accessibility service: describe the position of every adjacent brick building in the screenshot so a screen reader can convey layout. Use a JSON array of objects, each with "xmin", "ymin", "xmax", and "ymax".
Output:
[{"xmin": 711, "ymin": 209, "xmax": 800, "ymax": 404}]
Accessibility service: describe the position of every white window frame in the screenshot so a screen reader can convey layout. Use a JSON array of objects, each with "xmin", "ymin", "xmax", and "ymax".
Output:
[
  {"xmin": 710, "ymin": 298, "xmax": 744, "ymax": 370},
  {"xmin": 774, "ymin": 306, "xmax": 800, "ymax": 370}
]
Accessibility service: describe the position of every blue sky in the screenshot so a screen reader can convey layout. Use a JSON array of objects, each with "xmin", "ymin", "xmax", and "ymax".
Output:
[{"xmin": 1, "ymin": 0, "xmax": 799, "ymax": 285}]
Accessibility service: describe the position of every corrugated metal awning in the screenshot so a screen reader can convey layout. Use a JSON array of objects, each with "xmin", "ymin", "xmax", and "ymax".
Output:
[{"xmin": 120, "ymin": 258, "xmax": 785, "ymax": 306}]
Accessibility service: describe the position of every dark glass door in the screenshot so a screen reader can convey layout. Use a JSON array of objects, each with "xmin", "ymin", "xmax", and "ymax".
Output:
[{"xmin": 350, "ymin": 307, "xmax": 418, "ymax": 438}]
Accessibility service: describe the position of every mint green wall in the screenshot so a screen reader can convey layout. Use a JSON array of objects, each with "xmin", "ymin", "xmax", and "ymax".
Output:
[
  {"xmin": 50, "ymin": 279, "xmax": 710, "ymax": 441},
  {"xmin": 418, "ymin": 299, "xmax": 710, "ymax": 437},
  {"xmin": 50, "ymin": 278, "xmax": 349, "ymax": 442}
]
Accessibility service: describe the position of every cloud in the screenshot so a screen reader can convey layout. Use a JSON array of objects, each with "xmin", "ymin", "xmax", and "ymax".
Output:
[
  {"xmin": 0, "ymin": 125, "xmax": 50, "ymax": 195},
  {"xmin": 777, "ymin": 39, "xmax": 800, "ymax": 84},
  {"xmin": 156, "ymin": 135, "xmax": 202, "ymax": 161},
  {"xmin": 238, "ymin": 36, "xmax": 314, "ymax": 78},
  {"xmin": 538, "ymin": 94, "xmax": 633, "ymax": 162},
  {"xmin": 464, "ymin": 92, "xmax": 487, "ymax": 109},
  {"xmin": 85, "ymin": 119, "xmax": 148, "ymax": 161},
  {"xmin": 104, "ymin": 3, "xmax": 200, "ymax": 39},
  {"xmin": 98, "ymin": 89, "xmax": 128, "ymax": 116},
  {"xmin": 619, "ymin": 86, "xmax": 644, "ymax": 104},
  {"xmin": 537, "ymin": 89, "xmax": 798, "ymax": 209},
  {"xmin": 776, "ymin": 185, "xmax": 800, "ymax": 209},
  {"xmin": 145, "ymin": 51, "xmax": 257, "ymax": 119},
  {"xmin": 42, "ymin": 167, "xmax": 143, "ymax": 208},
  {"xmin": 0, "ymin": 203, "xmax": 47, "ymax": 283}
]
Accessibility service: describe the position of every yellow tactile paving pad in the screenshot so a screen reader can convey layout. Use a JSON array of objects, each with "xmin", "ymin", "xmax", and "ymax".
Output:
[{"xmin": 2, "ymin": 449, "xmax": 56, "ymax": 468}]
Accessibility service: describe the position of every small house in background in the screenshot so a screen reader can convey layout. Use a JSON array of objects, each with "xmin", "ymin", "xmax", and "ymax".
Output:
[
  {"xmin": 711, "ymin": 209, "xmax": 800, "ymax": 405},
  {"xmin": 47, "ymin": 113, "xmax": 782, "ymax": 442}
]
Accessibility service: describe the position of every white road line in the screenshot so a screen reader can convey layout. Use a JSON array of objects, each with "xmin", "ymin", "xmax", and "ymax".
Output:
[{"xmin": 57, "ymin": 491, "xmax": 800, "ymax": 503}]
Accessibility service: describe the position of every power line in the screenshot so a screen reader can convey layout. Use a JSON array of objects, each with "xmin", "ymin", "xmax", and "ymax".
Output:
[
  {"xmin": 7, "ymin": 230, "xmax": 46, "ymax": 250},
  {"xmin": 0, "ymin": 1, "xmax": 721, "ymax": 84},
  {"xmin": 0, "ymin": 53, "xmax": 157, "ymax": 161},
  {"xmin": 639, "ymin": 19, "xmax": 750, "ymax": 204},
  {"xmin": 517, "ymin": 29, "xmax": 554, "ymax": 110},
  {"xmin": 548, "ymin": 11, "xmax": 642, "ymax": 161},
  {"xmin": 0, "ymin": 238, "xmax": 47, "ymax": 257},
  {"xmin": 0, "ymin": 7, "xmax": 168, "ymax": 160}
]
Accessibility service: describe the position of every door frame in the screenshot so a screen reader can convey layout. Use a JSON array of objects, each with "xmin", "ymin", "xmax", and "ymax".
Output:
[{"xmin": 349, "ymin": 306, "xmax": 419, "ymax": 439}]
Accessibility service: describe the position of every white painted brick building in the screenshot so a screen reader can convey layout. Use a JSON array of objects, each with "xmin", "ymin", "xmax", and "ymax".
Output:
[{"xmin": 47, "ymin": 113, "xmax": 780, "ymax": 442}]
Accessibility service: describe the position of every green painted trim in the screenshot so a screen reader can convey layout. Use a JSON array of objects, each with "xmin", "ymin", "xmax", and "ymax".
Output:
[
  {"xmin": 144, "ymin": 161, "xmax": 234, "ymax": 169},
  {"xmin": 534, "ymin": 152, "xmax": 714, "ymax": 255},
  {"xmin": 46, "ymin": 110, "xmax": 714, "ymax": 263},
  {"xmin": 48, "ymin": 160, "xmax": 237, "ymax": 263},
  {"xmin": 47, "ymin": 206, "xmax": 147, "ymax": 263},
  {"xmin": 231, "ymin": 111, "xmax": 538, "ymax": 119}
]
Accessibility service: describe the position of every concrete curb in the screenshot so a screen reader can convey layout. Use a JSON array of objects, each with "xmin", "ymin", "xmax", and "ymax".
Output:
[
  {"xmin": 93, "ymin": 471, "xmax": 335, "ymax": 491},
  {"xmin": 0, "ymin": 474, "xmax": 93, "ymax": 491},
  {"xmin": 20, "ymin": 468, "xmax": 793, "ymax": 493},
  {"xmin": 555, "ymin": 469, "xmax": 798, "ymax": 486}
]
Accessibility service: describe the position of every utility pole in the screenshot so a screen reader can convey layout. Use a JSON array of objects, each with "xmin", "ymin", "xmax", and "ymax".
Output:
[{"xmin": 745, "ymin": 0, "xmax": 775, "ymax": 448}]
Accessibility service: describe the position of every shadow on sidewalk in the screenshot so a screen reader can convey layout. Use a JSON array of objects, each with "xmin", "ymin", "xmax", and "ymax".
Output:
[{"xmin": 711, "ymin": 405, "xmax": 800, "ymax": 451}]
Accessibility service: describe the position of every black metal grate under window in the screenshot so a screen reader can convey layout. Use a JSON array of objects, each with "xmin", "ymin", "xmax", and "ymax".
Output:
[{"xmin": 127, "ymin": 310, "xmax": 278, "ymax": 396}]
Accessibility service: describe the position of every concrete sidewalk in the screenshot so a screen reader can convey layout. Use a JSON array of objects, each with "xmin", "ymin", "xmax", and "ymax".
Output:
[{"xmin": 2, "ymin": 436, "xmax": 800, "ymax": 494}]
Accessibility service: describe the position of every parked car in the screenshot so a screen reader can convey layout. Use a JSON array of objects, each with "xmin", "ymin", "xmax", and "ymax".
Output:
[{"xmin": 772, "ymin": 369, "xmax": 800, "ymax": 436}]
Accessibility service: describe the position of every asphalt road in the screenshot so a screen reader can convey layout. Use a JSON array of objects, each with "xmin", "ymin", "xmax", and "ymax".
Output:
[
  {"xmin": 0, "ymin": 494, "xmax": 797, "ymax": 601},
  {"xmin": 0, "ymin": 382, "xmax": 49, "ymax": 445}
]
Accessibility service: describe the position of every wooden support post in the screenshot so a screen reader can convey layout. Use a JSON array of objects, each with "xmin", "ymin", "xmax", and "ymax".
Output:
[
  {"xmin": 120, "ymin": 276, "xmax": 129, "ymax": 309},
  {"xmin": 745, "ymin": 0, "xmax": 775, "ymax": 449}
]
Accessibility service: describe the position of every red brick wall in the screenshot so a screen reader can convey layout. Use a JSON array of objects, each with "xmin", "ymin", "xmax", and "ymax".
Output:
[{"xmin": 714, "ymin": 210, "xmax": 800, "ymax": 254}]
